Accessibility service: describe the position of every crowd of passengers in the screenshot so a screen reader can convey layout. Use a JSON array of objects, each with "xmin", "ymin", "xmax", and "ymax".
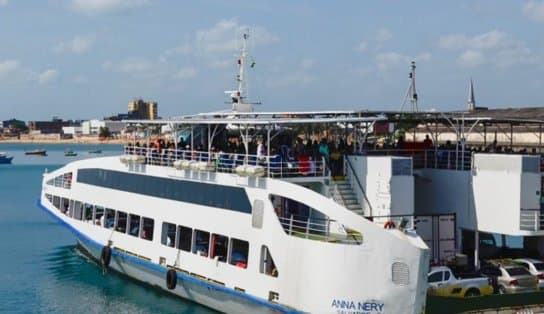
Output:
[
  {"xmin": 125, "ymin": 133, "xmax": 544, "ymax": 174},
  {"xmin": 125, "ymin": 135, "xmax": 355, "ymax": 176}
]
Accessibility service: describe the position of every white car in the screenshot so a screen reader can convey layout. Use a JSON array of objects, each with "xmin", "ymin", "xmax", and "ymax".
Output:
[{"xmin": 514, "ymin": 258, "xmax": 544, "ymax": 288}]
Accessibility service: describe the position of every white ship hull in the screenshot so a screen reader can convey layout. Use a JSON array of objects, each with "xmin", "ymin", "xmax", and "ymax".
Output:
[{"xmin": 39, "ymin": 156, "xmax": 430, "ymax": 314}]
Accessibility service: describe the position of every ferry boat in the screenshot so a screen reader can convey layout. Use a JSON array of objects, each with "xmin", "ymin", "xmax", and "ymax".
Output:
[
  {"xmin": 0, "ymin": 152, "xmax": 13, "ymax": 164},
  {"xmin": 38, "ymin": 33, "xmax": 430, "ymax": 314}
]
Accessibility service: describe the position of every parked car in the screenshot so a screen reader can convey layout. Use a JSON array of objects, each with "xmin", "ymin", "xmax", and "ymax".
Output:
[
  {"xmin": 480, "ymin": 260, "xmax": 539, "ymax": 294},
  {"xmin": 513, "ymin": 258, "xmax": 544, "ymax": 288},
  {"xmin": 427, "ymin": 266, "xmax": 494, "ymax": 297}
]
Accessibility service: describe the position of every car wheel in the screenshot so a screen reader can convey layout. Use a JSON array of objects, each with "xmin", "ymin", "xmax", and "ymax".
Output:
[{"xmin": 464, "ymin": 288, "xmax": 480, "ymax": 297}]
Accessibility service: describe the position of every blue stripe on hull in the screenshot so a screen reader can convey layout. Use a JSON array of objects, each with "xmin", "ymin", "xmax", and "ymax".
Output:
[{"xmin": 36, "ymin": 199, "xmax": 301, "ymax": 314}]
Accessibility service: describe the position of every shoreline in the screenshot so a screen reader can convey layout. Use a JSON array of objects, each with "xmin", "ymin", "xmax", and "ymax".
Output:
[{"xmin": 0, "ymin": 138, "xmax": 128, "ymax": 145}]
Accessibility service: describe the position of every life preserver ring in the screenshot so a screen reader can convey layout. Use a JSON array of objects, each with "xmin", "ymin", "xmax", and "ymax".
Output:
[
  {"xmin": 384, "ymin": 221, "xmax": 396, "ymax": 229},
  {"xmin": 166, "ymin": 268, "xmax": 177, "ymax": 290},
  {"xmin": 100, "ymin": 246, "xmax": 112, "ymax": 268}
]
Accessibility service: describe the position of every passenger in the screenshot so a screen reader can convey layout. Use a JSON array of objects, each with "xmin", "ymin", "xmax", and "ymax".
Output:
[
  {"xmin": 256, "ymin": 139, "xmax": 266, "ymax": 161},
  {"xmin": 423, "ymin": 135, "xmax": 433, "ymax": 149}
]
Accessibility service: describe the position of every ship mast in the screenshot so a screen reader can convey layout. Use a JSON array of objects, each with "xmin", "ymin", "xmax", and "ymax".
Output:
[
  {"xmin": 399, "ymin": 61, "xmax": 419, "ymax": 112},
  {"xmin": 225, "ymin": 30, "xmax": 253, "ymax": 112}
]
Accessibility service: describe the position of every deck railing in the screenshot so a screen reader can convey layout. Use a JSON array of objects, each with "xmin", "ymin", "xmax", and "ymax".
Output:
[
  {"xmin": 520, "ymin": 209, "xmax": 544, "ymax": 232},
  {"xmin": 277, "ymin": 215, "xmax": 362, "ymax": 244},
  {"xmin": 363, "ymin": 149, "xmax": 473, "ymax": 170},
  {"xmin": 123, "ymin": 146, "xmax": 328, "ymax": 179}
]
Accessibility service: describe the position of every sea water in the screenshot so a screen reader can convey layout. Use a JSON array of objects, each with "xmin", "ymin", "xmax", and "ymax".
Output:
[{"xmin": 0, "ymin": 143, "xmax": 216, "ymax": 313}]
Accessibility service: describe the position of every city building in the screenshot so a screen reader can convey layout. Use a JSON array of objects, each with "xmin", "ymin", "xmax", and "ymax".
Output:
[
  {"xmin": 128, "ymin": 98, "xmax": 158, "ymax": 120},
  {"xmin": 1, "ymin": 119, "xmax": 27, "ymax": 135},
  {"xmin": 81, "ymin": 119, "xmax": 125, "ymax": 136}
]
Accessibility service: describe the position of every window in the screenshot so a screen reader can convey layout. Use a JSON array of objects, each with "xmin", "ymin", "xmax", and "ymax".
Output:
[
  {"xmin": 129, "ymin": 214, "xmax": 140, "ymax": 237},
  {"xmin": 46, "ymin": 172, "xmax": 73, "ymax": 189},
  {"xmin": 193, "ymin": 229, "xmax": 210, "ymax": 257},
  {"xmin": 211, "ymin": 234, "xmax": 228, "ymax": 262},
  {"xmin": 229, "ymin": 239, "xmax": 249, "ymax": 269},
  {"xmin": 61, "ymin": 198, "xmax": 69, "ymax": 214},
  {"xmin": 177, "ymin": 226, "xmax": 192, "ymax": 252},
  {"xmin": 52, "ymin": 195, "xmax": 60, "ymax": 209},
  {"xmin": 116, "ymin": 211, "xmax": 127, "ymax": 233},
  {"xmin": 73, "ymin": 201, "xmax": 83, "ymax": 220},
  {"xmin": 84, "ymin": 204, "xmax": 94, "ymax": 222},
  {"xmin": 260, "ymin": 246, "xmax": 278, "ymax": 277},
  {"xmin": 162, "ymin": 222, "xmax": 176, "ymax": 247},
  {"xmin": 69, "ymin": 200, "xmax": 75, "ymax": 217},
  {"xmin": 105, "ymin": 208, "xmax": 115, "ymax": 229},
  {"xmin": 443, "ymin": 270, "xmax": 450, "ymax": 281},
  {"xmin": 95, "ymin": 206, "xmax": 104, "ymax": 226},
  {"xmin": 506, "ymin": 267, "xmax": 531, "ymax": 276},
  {"xmin": 141, "ymin": 217, "xmax": 154, "ymax": 241},
  {"xmin": 428, "ymin": 272, "xmax": 442, "ymax": 283},
  {"xmin": 535, "ymin": 263, "xmax": 544, "ymax": 271},
  {"xmin": 269, "ymin": 194, "xmax": 329, "ymax": 236},
  {"xmin": 77, "ymin": 168, "xmax": 252, "ymax": 214},
  {"xmin": 45, "ymin": 194, "xmax": 53, "ymax": 202}
]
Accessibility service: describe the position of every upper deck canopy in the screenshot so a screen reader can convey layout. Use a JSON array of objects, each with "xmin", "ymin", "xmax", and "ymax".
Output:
[{"xmin": 124, "ymin": 110, "xmax": 386, "ymax": 126}]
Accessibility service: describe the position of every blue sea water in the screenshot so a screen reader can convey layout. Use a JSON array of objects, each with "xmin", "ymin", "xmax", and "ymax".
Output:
[{"xmin": 0, "ymin": 143, "xmax": 216, "ymax": 314}]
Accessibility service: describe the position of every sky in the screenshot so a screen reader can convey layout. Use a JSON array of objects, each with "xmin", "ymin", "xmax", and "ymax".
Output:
[{"xmin": 0, "ymin": 0, "xmax": 543, "ymax": 120}]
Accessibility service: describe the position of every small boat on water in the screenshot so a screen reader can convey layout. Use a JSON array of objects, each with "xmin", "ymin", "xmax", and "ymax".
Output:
[
  {"xmin": 65, "ymin": 149, "xmax": 77, "ymax": 157},
  {"xmin": 88, "ymin": 150, "xmax": 102, "ymax": 154},
  {"xmin": 0, "ymin": 152, "xmax": 13, "ymax": 164},
  {"xmin": 25, "ymin": 149, "xmax": 47, "ymax": 156}
]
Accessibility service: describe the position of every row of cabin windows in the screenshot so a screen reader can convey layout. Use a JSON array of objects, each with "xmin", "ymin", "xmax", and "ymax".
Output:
[
  {"xmin": 161, "ymin": 222, "xmax": 249, "ymax": 269},
  {"xmin": 46, "ymin": 194, "xmax": 278, "ymax": 277},
  {"xmin": 45, "ymin": 194, "xmax": 154, "ymax": 241},
  {"xmin": 160, "ymin": 221, "xmax": 278, "ymax": 277}
]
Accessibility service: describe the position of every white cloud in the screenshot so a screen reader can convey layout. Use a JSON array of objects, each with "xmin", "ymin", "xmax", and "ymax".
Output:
[
  {"xmin": 265, "ymin": 72, "xmax": 314, "ymax": 88},
  {"xmin": 458, "ymin": 50, "xmax": 485, "ymax": 67},
  {"xmin": 195, "ymin": 18, "xmax": 278, "ymax": 54},
  {"xmin": 54, "ymin": 35, "xmax": 95, "ymax": 54},
  {"xmin": 0, "ymin": 60, "xmax": 19, "ymax": 78},
  {"xmin": 0, "ymin": 0, "xmax": 8, "ymax": 6},
  {"xmin": 523, "ymin": 0, "xmax": 544, "ymax": 22},
  {"xmin": 438, "ymin": 30, "xmax": 538, "ymax": 67},
  {"xmin": 356, "ymin": 41, "xmax": 368, "ymax": 52},
  {"xmin": 103, "ymin": 58, "xmax": 152, "ymax": 73},
  {"xmin": 173, "ymin": 66, "xmax": 197, "ymax": 79},
  {"xmin": 301, "ymin": 58, "xmax": 315, "ymax": 70},
  {"xmin": 416, "ymin": 52, "xmax": 432, "ymax": 62},
  {"xmin": 375, "ymin": 28, "xmax": 393, "ymax": 42},
  {"xmin": 38, "ymin": 69, "xmax": 59, "ymax": 85},
  {"xmin": 375, "ymin": 52, "xmax": 410, "ymax": 70},
  {"xmin": 71, "ymin": 0, "xmax": 150, "ymax": 15},
  {"xmin": 439, "ymin": 30, "xmax": 507, "ymax": 50},
  {"xmin": 209, "ymin": 60, "xmax": 232, "ymax": 69},
  {"xmin": 159, "ymin": 43, "xmax": 192, "ymax": 61}
]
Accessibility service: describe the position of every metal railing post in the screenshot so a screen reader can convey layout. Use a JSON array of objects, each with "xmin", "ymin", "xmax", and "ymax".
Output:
[
  {"xmin": 423, "ymin": 150, "xmax": 427, "ymax": 168},
  {"xmin": 289, "ymin": 215, "xmax": 293, "ymax": 235},
  {"xmin": 535, "ymin": 211, "xmax": 539, "ymax": 232},
  {"xmin": 305, "ymin": 218, "xmax": 310, "ymax": 238},
  {"xmin": 326, "ymin": 218, "xmax": 330, "ymax": 241}
]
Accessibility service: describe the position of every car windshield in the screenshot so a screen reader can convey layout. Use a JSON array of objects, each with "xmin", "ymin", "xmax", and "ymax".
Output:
[
  {"xmin": 506, "ymin": 267, "xmax": 531, "ymax": 276},
  {"xmin": 535, "ymin": 263, "xmax": 544, "ymax": 271}
]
